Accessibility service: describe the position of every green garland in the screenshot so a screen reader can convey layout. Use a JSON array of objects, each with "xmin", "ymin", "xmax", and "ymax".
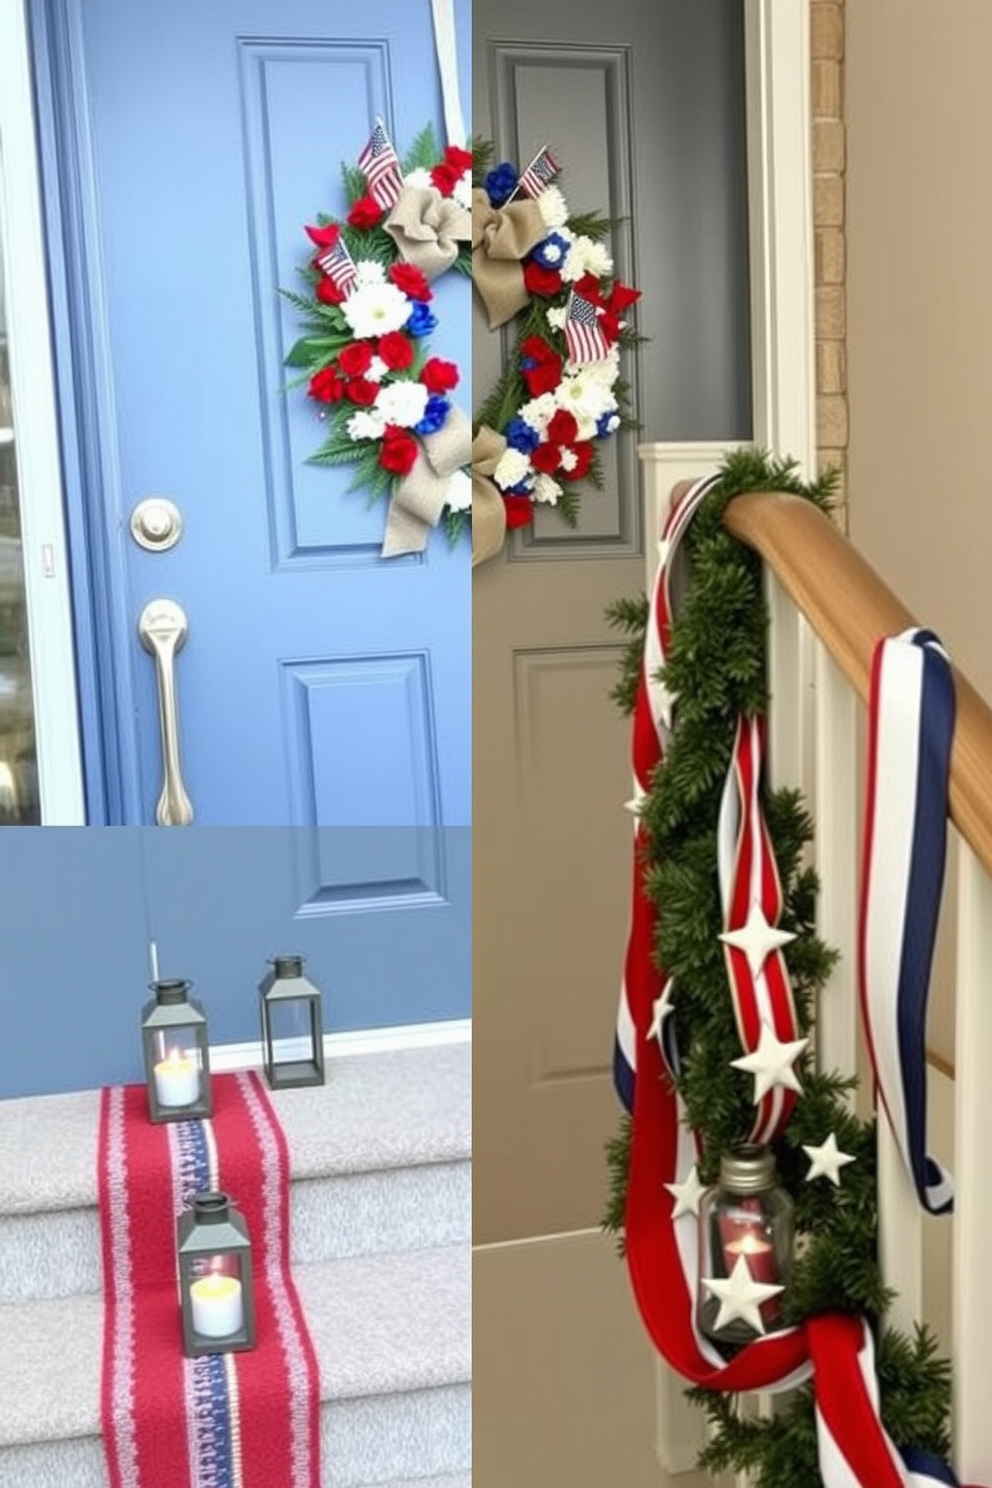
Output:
[{"xmin": 603, "ymin": 446, "xmax": 952, "ymax": 1485}]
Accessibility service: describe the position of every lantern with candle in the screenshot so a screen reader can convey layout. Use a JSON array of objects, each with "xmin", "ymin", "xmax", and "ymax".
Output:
[
  {"xmin": 696, "ymin": 1144, "xmax": 794, "ymax": 1350},
  {"xmin": 140, "ymin": 978, "xmax": 213, "ymax": 1124},
  {"xmin": 258, "ymin": 954, "xmax": 326, "ymax": 1090},
  {"xmin": 177, "ymin": 1191, "xmax": 256, "ymax": 1356}
]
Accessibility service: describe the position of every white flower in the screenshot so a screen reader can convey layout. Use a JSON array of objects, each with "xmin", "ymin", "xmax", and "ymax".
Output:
[
  {"xmin": 366, "ymin": 356, "xmax": 389, "ymax": 383},
  {"xmin": 520, "ymin": 393, "xmax": 558, "ymax": 434},
  {"xmin": 446, "ymin": 468, "xmax": 472, "ymax": 512},
  {"xmin": 556, "ymin": 369, "xmax": 616, "ymax": 420},
  {"xmin": 347, "ymin": 409, "xmax": 386, "ymax": 442},
  {"xmin": 342, "ymin": 280, "xmax": 412, "ymax": 339},
  {"xmin": 533, "ymin": 473, "xmax": 562, "ymax": 506},
  {"xmin": 562, "ymin": 235, "xmax": 614, "ymax": 282},
  {"xmin": 546, "ymin": 306, "xmax": 568, "ymax": 332},
  {"xmin": 354, "ymin": 259, "xmax": 386, "ymax": 285},
  {"xmin": 558, "ymin": 447, "xmax": 578, "ymax": 473},
  {"xmin": 404, "ymin": 167, "xmax": 433, "ymax": 190},
  {"xmin": 493, "ymin": 447, "xmax": 533, "ymax": 490},
  {"xmin": 374, "ymin": 379, "xmax": 430, "ymax": 428},
  {"xmin": 574, "ymin": 414, "xmax": 598, "ymax": 441},
  {"xmin": 601, "ymin": 413, "xmax": 621, "ymax": 435},
  {"xmin": 453, "ymin": 171, "xmax": 472, "ymax": 210},
  {"xmin": 537, "ymin": 185, "xmax": 569, "ymax": 228}
]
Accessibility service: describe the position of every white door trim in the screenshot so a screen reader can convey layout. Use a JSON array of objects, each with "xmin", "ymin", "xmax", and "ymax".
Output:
[
  {"xmin": 639, "ymin": 3, "xmax": 816, "ymax": 1476},
  {"xmin": 0, "ymin": 0, "xmax": 85, "ymax": 823},
  {"xmin": 209, "ymin": 1015, "xmax": 471, "ymax": 1073}
]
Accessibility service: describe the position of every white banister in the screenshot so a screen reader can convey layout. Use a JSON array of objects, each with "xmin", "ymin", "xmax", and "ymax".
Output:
[{"xmin": 953, "ymin": 840, "xmax": 992, "ymax": 1481}]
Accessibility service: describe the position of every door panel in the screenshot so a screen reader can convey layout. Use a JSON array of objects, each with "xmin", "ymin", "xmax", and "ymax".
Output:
[
  {"xmin": 0, "ymin": 825, "xmax": 469, "ymax": 1099},
  {"xmin": 34, "ymin": 0, "xmax": 470, "ymax": 825},
  {"xmin": 473, "ymin": 0, "xmax": 751, "ymax": 1244}
]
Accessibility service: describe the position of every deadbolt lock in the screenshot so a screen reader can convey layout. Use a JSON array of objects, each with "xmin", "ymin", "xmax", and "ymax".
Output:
[{"xmin": 130, "ymin": 497, "xmax": 183, "ymax": 552}]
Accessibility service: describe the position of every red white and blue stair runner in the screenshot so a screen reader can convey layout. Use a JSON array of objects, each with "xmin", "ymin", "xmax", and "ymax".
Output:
[
  {"xmin": 614, "ymin": 476, "xmax": 979, "ymax": 1488},
  {"xmin": 98, "ymin": 1071, "xmax": 321, "ymax": 1488}
]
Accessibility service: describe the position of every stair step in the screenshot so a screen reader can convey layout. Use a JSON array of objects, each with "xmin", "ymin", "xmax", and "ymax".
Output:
[
  {"xmin": 0, "ymin": 1244, "xmax": 471, "ymax": 1488},
  {"xmin": 381, "ymin": 1477, "xmax": 471, "ymax": 1488},
  {"xmin": 0, "ymin": 1043, "xmax": 470, "ymax": 1303}
]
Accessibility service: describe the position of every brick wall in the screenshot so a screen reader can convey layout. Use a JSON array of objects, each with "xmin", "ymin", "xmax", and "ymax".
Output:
[{"xmin": 811, "ymin": 0, "xmax": 847, "ymax": 524}]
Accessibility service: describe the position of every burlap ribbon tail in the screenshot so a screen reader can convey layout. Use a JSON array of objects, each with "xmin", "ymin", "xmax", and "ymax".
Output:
[
  {"xmin": 382, "ymin": 406, "xmax": 472, "ymax": 558},
  {"xmin": 470, "ymin": 425, "xmax": 509, "ymax": 568}
]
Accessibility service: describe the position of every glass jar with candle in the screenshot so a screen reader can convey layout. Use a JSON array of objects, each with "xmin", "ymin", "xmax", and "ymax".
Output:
[{"xmin": 696, "ymin": 1143, "xmax": 794, "ymax": 1352}]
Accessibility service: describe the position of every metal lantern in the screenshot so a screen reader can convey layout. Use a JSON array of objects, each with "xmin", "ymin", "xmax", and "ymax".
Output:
[
  {"xmin": 177, "ymin": 1191, "xmax": 256, "ymax": 1356},
  {"xmin": 258, "ymin": 953, "xmax": 325, "ymax": 1090},
  {"xmin": 696, "ymin": 1144, "xmax": 794, "ymax": 1352},
  {"xmin": 140, "ymin": 977, "xmax": 212, "ymax": 1123}
]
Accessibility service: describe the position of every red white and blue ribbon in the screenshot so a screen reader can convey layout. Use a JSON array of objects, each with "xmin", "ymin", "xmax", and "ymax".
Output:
[
  {"xmin": 858, "ymin": 627, "xmax": 956, "ymax": 1215},
  {"xmin": 616, "ymin": 493, "xmax": 974, "ymax": 1487}
]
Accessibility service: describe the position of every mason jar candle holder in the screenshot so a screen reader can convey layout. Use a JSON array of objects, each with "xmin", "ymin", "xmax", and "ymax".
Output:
[
  {"xmin": 140, "ymin": 978, "xmax": 212, "ymax": 1123},
  {"xmin": 258, "ymin": 953, "xmax": 326, "ymax": 1090},
  {"xmin": 696, "ymin": 1143, "xmax": 794, "ymax": 1351},
  {"xmin": 177, "ymin": 1191, "xmax": 256, "ymax": 1356}
]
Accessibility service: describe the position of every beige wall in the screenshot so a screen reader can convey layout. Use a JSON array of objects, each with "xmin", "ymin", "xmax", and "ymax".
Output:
[
  {"xmin": 845, "ymin": 0, "xmax": 992, "ymax": 1062},
  {"xmin": 812, "ymin": 0, "xmax": 849, "ymax": 520}
]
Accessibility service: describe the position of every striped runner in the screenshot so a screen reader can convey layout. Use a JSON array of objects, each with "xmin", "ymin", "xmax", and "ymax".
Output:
[{"xmin": 98, "ymin": 1071, "xmax": 320, "ymax": 1488}]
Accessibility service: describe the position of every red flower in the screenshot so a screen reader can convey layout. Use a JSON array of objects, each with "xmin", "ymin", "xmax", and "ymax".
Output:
[
  {"xmin": 523, "ymin": 260, "xmax": 563, "ymax": 298},
  {"xmin": 389, "ymin": 263, "xmax": 432, "ymax": 302},
  {"xmin": 503, "ymin": 495, "xmax": 534, "ymax": 529},
  {"xmin": 347, "ymin": 195, "xmax": 384, "ymax": 229},
  {"xmin": 530, "ymin": 442, "xmax": 562, "ymax": 475},
  {"xmin": 572, "ymin": 271, "xmax": 641, "ymax": 343},
  {"xmin": 560, "ymin": 442, "xmax": 594, "ymax": 482},
  {"xmin": 573, "ymin": 273, "xmax": 603, "ymax": 304},
  {"xmin": 421, "ymin": 357, "xmax": 460, "ymax": 395},
  {"xmin": 444, "ymin": 145, "xmax": 473, "ymax": 173},
  {"xmin": 308, "ymin": 366, "xmax": 345, "ymax": 403},
  {"xmin": 547, "ymin": 410, "xmax": 579, "ymax": 445},
  {"xmin": 519, "ymin": 337, "xmax": 563, "ymax": 397},
  {"xmin": 315, "ymin": 276, "xmax": 345, "ymax": 306},
  {"xmin": 345, "ymin": 378, "xmax": 378, "ymax": 406},
  {"xmin": 379, "ymin": 426, "xmax": 419, "ymax": 476},
  {"xmin": 305, "ymin": 222, "xmax": 340, "ymax": 249},
  {"xmin": 377, "ymin": 331, "xmax": 415, "ymax": 371},
  {"xmin": 430, "ymin": 163, "xmax": 460, "ymax": 196},
  {"xmin": 338, "ymin": 342, "xmax": 374, "ymax": 377}
]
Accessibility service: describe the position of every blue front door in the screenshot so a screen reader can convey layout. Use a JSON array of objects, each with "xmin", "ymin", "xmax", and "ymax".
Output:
[
  {"xmin": 32, "ymin": 0, "xmax": 471, "ymax": 826},
  {"xmin": 0, "ymin": 826, "xmax": 470, "ymax": 1098}
]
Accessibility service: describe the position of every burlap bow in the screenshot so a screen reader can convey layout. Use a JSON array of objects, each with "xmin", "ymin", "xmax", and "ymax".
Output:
[
  {"xmin": 471, "ymin": 188, "xmax": 547, "ymax": 330},
  {"xmin": 384, "ymin": 186, "xmax": 472, "ymax": 282},
  {"xmin": 382, "ymin": 406, "xmax": 473, "ymax": 558},
  {"xmin": 471, "ymin": 425, "xmax": 509, "ymax": 568}
]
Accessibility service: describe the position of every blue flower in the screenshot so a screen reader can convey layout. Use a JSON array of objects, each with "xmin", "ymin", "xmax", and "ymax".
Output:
[
  {"xmin": 406, "ymin": 302, "xmax": 438, "ymax": 337},
  {"xmin": 519, "ymin": 355, "xmax": 538, "ymax": 371},
  {"xmin": 414, "ymin": 396, "xmax": 450, "ymax": 436},
  {"xmin": 503, "ymin": 479, "xmax": 534, "ymax": 496},
  {"xmin": 485, "ymin": 161, "xmax": 519, "ymax": 207},
  {"xmin": 504, "ymin": 416, "xmax": 541, "ymax": 454},
  {"xmin": 596, "ymin": 411, "xmax": 621, "ymax": 439},
  {"xmin": 532, "ymin": 233, "xmax": 570, "ymax": 270}
]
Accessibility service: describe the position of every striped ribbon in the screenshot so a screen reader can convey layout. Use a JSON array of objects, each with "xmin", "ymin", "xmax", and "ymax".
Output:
[
  {"xmin": 616, "ymin": 484, "xmax": 973, "ymax": 1487},
  {"xmin": 858, "ymin": 627, "xmax": 956, "ymax": 1214}
]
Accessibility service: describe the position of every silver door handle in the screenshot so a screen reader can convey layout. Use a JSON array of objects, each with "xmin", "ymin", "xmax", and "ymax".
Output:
[{"xmin": 138, "ymin": 598, "xmax": 194, "ymax": 825}]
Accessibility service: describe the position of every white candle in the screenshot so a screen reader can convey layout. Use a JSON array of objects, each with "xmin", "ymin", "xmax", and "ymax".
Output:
[
  {"xmin": 153, "ymin": 1048, "xmax": 200, "ymax": 1108},
  {"xmin": 189, "ymin": 1272, "xmax": 244, "ymax": 1339}
]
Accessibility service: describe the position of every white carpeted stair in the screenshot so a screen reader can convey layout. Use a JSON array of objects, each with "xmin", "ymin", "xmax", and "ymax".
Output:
[{"xmin": 0, "ymin": 1041, "xmax": 471, "ymax": 1488}]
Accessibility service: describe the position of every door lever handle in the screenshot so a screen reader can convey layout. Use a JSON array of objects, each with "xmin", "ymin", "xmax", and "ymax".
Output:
[{"xmin": 138, "ymin": 598, "xmax": 194, "ymax": 825}]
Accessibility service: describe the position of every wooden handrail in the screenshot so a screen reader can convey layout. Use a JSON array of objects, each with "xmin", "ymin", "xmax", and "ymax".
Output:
[{"xmin": 723, "ymin": 491, "xmax": 992, "ymax": 882}]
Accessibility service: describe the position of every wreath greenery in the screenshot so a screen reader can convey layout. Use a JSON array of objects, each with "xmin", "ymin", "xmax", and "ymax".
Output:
[
  {"xmin": 282, "ymin": 123, "xmax": 472, "ymax": 545},
  {"xmin": 603, "ymin": 447, "xmax": 953, "ymax": 1486},
  {"xmin": 471, "ymin": 138, "xmax": 645, "ymax": 536}
]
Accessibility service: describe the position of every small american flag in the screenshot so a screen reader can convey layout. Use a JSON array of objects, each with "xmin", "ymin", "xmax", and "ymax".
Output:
[
  {"xmin": 516, "ymin": 145, "xmax": 560, "ymax": 200},
  {"xmin": 564, "ymin": 289, "xmax": 610, "ymax": 364},
  {"xmin": 316, "ymin": 238, "xmax": 359, "ymax": 295},
  {"xmin": 357, "ymin": 118, "xmax": 403, "ymax": 208}
]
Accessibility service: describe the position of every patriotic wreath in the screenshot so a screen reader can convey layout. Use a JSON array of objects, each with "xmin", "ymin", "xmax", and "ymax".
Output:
[
  {"xmin": 282, "ymin": 120, "xmax": 473, "ymax": 557},
  {"xmin": 470, "ymin": 139, "xmax": 643, "ymax": 567},
  {"xmin": 606, "ymin": 448, "xmax": 966, "ymax": 1488}
]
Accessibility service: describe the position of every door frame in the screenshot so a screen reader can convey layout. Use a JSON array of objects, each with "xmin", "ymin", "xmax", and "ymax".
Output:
[{"xmin": 0, "ymin": 0, "xmax": 85, "ymax": 824}]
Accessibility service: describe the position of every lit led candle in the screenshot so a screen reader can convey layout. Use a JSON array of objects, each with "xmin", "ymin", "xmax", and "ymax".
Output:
[
  {"xmin": 153, "ymin": 1047, "xmax": 200, "ymax": 1108},
  {"xmin": 723, "ymin": 1225, "xmax": 778, "ymax": 1285},
  {"xmin": 189, "ymin": 1271, "xmax": 244, "ymax": 1339}
]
